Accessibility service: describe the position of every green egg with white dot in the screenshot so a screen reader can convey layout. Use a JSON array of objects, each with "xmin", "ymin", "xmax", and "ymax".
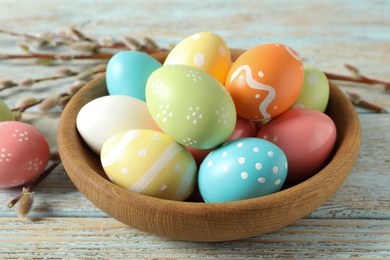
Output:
[
  {"xmin": 291, "ymin": 65, "xmax": 329, "ymax": 112},
  {"xmin": 198, "ymin": 137, "xmax": 288, "ymax": 203},
  {"xmin": 145, "ymin": 64, "xmax": 236, "ymax": 149}
]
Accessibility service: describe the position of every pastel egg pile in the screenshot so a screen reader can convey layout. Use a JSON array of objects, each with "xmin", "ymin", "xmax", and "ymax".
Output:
[{"xmin": 76, "ymin": 31, "xmax": 337, "ymax": 203}]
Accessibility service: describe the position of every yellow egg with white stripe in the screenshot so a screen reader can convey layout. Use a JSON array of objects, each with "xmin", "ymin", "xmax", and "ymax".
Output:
[{"xmin": 101, "ymin": 129, "xmax": 197, "ymax": 201}]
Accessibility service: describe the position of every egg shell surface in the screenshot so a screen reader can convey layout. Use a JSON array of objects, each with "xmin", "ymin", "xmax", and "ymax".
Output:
[
  {"xmin": 106, "ymin": 51, "xmax": 162, "ymax": 101},
  {"xmin": 0, "ymin": 99, "xmax": 14, "ymax": 122},
  {"xmin": 291, "ymin": 65, "xmax": 330, "ymax": 112},
  {"xmin": 257, "ymin": 109, "xmax": 337, "ymax": 185},
  {"xmin": 0, "ymin": 121, "xmax": 50, "ymax": 188},
  {"xmin": 101, "ymin": 129, "xmax": 197, "ymax": 201},
  {"xmin": 146, "ymin": 64, "xmax": 236, "ymax": 149},
  {"xmin": 164, "ymin": 32, "xmax": 231, "ymax": 84},
  {"xmin": 225, "ymin": 43, "xmax": 304, "ymax": 121},
  {"xmin": 187, "ymin": 115, "xmax": 257, "ymax": 167},
  {"xmin": 198, "ymin": 138, "xmax": 288, "ymax": 203},
  {"xmin": 76, "ymin": 95, "xmax": 160, "ymax": 154}
]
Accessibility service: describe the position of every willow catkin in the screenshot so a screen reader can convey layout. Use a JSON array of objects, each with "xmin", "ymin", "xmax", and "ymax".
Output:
[{"xmin": 18, "ymin": 188, "xmax": 34, "ymax": 218}]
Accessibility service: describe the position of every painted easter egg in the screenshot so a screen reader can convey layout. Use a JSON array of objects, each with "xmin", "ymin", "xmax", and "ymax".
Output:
[
  {"xmin": 291, "ymin": 65, "xmax": 330, "ymax": 112},
  {"xmin": 164, "ymin": 32, "xmax": 231, "ymax": 84},
  {"xmin": 0, "ymin": 99, "xmax": 14, "ymax": 122},
  {"xmin": 257, "ymin": 109, "xmax": 336, "ymax": 184},
  {"xmin": 101, "ymin": 129, "xmax": 197, "ymax": 201},
  {"xmin": 187, "ymin": 115, "xmax": 257, "ymax": 166},
  {"xmin": 225, "ymin": 43, "xmax": 304, "ymax": 121},
  {"xmin": 198, "ymin": 138, "xmax": 288, "ymax": 203},
  {"xmin": 145, "ymin": 64, "xmax": 236, "ymax": 149},
  {"xmin": 106, "ymin": 51, "xmax": 162, "ymax": 101},
  {"xmin": 76, "ymin": 95, "xmax": 160, "ymax": 154},
  {"xmin": 0, "ymin": 121, "xmax": 50, "ymax": 188}
]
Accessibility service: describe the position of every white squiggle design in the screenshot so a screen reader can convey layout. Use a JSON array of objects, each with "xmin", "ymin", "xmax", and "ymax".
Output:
[
  {"xmin": 285, "ymin": 45, "xmax": 301, "ymax": 61},
  {"xmin": 101, "ymin": 130, "xmax": 140, "ymax": 168},
  {"xmin": 230, "ymin": 65, "xmax": 276, "ymax": 119}
]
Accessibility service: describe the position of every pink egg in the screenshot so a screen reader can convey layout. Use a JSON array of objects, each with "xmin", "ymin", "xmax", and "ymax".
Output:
[
  {"xmin": 226, "ymin": 115, "xmax": 257, "ymax": 141},
  {"xmin": 256, "ymin": 109, "xmax": 336, "ymax": 185},
  {"xmin": 0, "ymin": 121, "xmax": 50, "ymax": 188},
  {"xmin": 187, "ymin": 115, "xmax": 257, "ymax": 167}
]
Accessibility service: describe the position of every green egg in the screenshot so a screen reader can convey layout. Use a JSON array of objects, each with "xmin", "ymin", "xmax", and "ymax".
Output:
[
  {"xmin": 292, "ymin": 65, "xmax": 329, "ymax": 112},
  {"xmin": 146, "ymin": 64, "xmax": 236, "ymax": 149},
  {"xmin": 0, "ymin": 99, "xmax": 14, "ymax": 122}
]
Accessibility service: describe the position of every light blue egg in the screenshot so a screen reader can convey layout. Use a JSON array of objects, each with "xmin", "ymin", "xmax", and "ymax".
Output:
[
  {"xmin": 198, "ymin": 138, "xmax": 288, "ymax": 203},
  {"xmin": 106, "ymin": 51, "xmax": 162, "ymax": 101}
]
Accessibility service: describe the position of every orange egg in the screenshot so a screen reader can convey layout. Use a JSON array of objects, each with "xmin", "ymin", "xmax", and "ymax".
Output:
[{"xmin": 225, "ymin": 43, "xmax": 304, "ymax": 121}]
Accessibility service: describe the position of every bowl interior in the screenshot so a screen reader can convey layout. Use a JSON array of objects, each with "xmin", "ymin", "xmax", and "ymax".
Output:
[{"xmin": 57, "ymin": 49, "xmax": 361, "ymax": 242}]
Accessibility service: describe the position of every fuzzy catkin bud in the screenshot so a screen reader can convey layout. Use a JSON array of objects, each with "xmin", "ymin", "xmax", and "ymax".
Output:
[
  {"xmin": 144, "ymin": 36, "xmax": 159, "ymax": 49},
  {"xmin": 67, "ymin": 80, "xmax": 86, "ymax": 95},
  {"xmin": 71, "ymin": 41, "xmax": 97, "ymax": 53},
  {"xmin": 0, "ymin": 80, "xmax": 17, "ymax": 90},
  {"xmin": 18, "ymin": 188, "xmax": 34, "ymax": 218},
  {"xmin": 39, "ymin": 94, "xmax": 60, "ymax": 112},
  {"xmin": 56, "ymin": 67, "xmax": 75, "ymax": 76},
  {"xmin": 19, "ymin": 78, "xmax": 34, "ymax": 87},
  {"xmin": 36, "ymin": 58, "xmax": 55, "ymax": 66},
  {"xmin": 123, "ymin": 36, "xmax": 141, "ymax": 50},
  {"xmin": 12, "ymin": 111, "xmax": 22, "ymax": 121},
  {"xmin": 76, "ymin": 70, "xmax": 93, "ymax": 81},
  {"xmin": 98, "ymin": 36, "xmax": 114, "ymax": 47},
  {"xmin": 59, "ymin": 95, "xmax": 72, "ymax": 108},
  {"xmin": 18, "ymin": 43, "xmax": 30, "ymax": 53},
  {"xmin": 15, "ymin": 97, "xmax": 39, "ymax": 108},
  {"xmin": 55, "ymin": 27, "xmax": 71, "ymax": 38}
]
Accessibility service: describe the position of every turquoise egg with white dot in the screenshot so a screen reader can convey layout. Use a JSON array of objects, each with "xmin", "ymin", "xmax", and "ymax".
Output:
[
  {"xmin": 198, "ymin": 138, "xmax": 288, "ymax": 203},
  {"xmin": 145, "ymin": 64, "xmax": 236, "ymax": 149},
  {"xmin": 291, "ymin": 65, "xmax": 329, "ymax": 112}
]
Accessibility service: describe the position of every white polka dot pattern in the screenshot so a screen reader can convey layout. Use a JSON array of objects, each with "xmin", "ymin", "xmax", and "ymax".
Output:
[{"xmin": 198, "ymin": 137, "xmax": 288, "ymax": 203}]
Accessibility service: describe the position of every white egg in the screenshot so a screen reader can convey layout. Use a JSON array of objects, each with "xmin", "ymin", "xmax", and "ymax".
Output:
[{"xmin": 76, "ymin": 95, "xmax": 160, "ymax": 154}]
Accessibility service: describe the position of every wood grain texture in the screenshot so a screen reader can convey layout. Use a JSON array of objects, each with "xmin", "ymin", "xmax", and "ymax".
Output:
[
  {"xmin": 0, "ymin": 0, "xmax": 389, "ymax": 257},
  {"xmin": 0, "ymin": 218, "xmax": 389, "ymax": 259}
]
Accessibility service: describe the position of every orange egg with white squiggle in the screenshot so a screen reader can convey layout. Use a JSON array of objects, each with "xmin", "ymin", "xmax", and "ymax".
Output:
[{"xmin": 225, "ymin": 43, "xmax": 304, "ymax": 121}]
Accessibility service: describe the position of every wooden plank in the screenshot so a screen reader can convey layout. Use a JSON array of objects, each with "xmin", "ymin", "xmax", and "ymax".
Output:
[
  {"xmin": 0, "ymin": 0, "xmax": 389, "ymax": 257},
  {"xmin": 0, "ymin": 218, "xmax": 388, "ymax": 258}
]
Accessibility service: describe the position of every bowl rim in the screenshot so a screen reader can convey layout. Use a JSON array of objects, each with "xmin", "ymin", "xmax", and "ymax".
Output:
[{"xmin": 57, "ymin": 49, "xmax": 361, "ymax": 242}]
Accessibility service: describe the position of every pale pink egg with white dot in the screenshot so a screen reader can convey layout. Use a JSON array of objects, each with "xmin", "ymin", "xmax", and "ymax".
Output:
[
  {"xmin": 0, "ymin": 121, "xmax": 50, "ymax": 188},
  {"xmin": 100, "ymin": 129, "xmax": 197, "ymax": 201},
  {"xmin": 164, "ymin": 31, "xmax": 231, "ymax": 84}
]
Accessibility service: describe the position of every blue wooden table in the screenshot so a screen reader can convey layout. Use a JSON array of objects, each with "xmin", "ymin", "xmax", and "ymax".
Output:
[{"xmin": 0, "ymin": 0, "xmax": 389, "ymax": 258}]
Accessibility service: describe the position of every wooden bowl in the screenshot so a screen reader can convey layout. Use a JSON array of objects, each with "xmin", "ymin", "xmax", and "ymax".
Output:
[{"xmin": 57, "ymin": 49, "xmax": 361, "ymax": 242}]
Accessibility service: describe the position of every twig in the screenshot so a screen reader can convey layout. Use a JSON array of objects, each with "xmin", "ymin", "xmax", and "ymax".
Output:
[
  {"xmin": 346, "ymin": 91, "xmax": 388, "ymax": 113},
  {"xmin": 1, "ymin": 65, "xmax": 105, "ymax": 92},
  {"xmin": 7, "ymin": 160, "xmax": 61, "ymax": 209},
  {"xmin": 0, "ymin": 28, "xmax": 42, "ymax": 41},
  {"xmin": 325, "ymin": 64, "xmax": 390, "ymax": 90},
  {"xmin": 11, "ymin": 93, "xmax": 70, "ymax": 113},
  {"xmin": 0, "ymin": 52, "xmax": 114, "ymax": 60}
]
